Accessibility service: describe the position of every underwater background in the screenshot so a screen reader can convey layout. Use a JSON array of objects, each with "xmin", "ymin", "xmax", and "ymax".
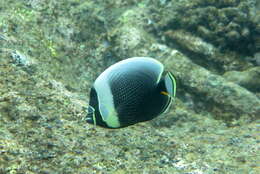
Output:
[{"xmin": 0, "ymin": 0, "xmax": 259, "ymax": 173}]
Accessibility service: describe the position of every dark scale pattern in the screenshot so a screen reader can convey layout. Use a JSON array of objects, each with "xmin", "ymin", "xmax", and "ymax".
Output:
[{"xmin": 108, "ymin": 66, "xmax": 165, "ymax": 127}]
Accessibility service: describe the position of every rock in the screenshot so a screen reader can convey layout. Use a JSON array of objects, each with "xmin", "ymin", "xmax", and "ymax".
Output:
[
  {"xmin": 154, "ymin": 0, "xmax": 259, "ymax": 55},
  {"xmin": 226, "ymin": 30, "xmax": 240, "ymax": 41},
  {"xmin": 165, "ymin": 30, "xmax": 215, "ymax": 57},
  {"xmin": 163, "ymin": 50, "xmax": 260, "ymax": 119},
  {"xmin": 0, "ymin": 2, "xmax": 259, "ymax": 173},
  {"xmin": 254, "ymin": 52, "xmax": 260, "ymax": 66},
  {"xmin": 164, "ymin": 29, "xmax": 251, "ymax": 72},
  {"xmin": 223, "ymin": 67, "xmax": 260, "ymax": 92}
]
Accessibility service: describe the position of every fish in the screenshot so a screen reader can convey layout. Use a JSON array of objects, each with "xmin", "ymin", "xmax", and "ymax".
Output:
[{"xmin": 86, "ymin": 57, "xmax": 176, "ymax": 128}]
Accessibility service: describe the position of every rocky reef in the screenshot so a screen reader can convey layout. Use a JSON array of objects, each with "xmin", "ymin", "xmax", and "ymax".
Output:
[
  {"xmin": 151, "ymin": 0, "xmax": 260, "ymax": 56},
  {"xmin": 0, "ymin": 0, "xmax": 259, "ymax": 173}
]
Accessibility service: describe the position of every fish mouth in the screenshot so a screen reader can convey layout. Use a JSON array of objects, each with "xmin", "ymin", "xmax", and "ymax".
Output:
[{"xmin": 85, "ymin": 105, "xmax": 96, "ymax": 125}]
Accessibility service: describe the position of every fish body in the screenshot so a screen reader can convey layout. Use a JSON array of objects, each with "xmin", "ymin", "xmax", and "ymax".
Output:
[{"xmin": 87, "ymin": 57, "xmax": 176, "ymax": 128}]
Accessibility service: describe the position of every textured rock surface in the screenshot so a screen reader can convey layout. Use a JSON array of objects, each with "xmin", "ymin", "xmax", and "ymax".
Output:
[
  {"xmin": 151, "ymin": 0, "xmax": 259, "ymax": 55},
  {"xmin": 224, "ymin": 67, "xmax": 260, "ymax": 92},
  {"xmin": 0, "ymin": 0, "xmax": 259, "ymax": 174},
  {"xmin": 164, "ymin": 51, "xmax": 260, "ymax": 119},
  {"xmin": 164, "ymin": 29, "xmax": 252, "ymax": 73}
]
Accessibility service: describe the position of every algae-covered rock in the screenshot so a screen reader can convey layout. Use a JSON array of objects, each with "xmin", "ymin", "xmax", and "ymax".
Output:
[
  {"xmin": 164, "ymin": 29, "xmax": 252, "ymax": 72},
  {"xmin": 164, "ymin": 51, "xmax": 260, "ymax": 120},
  {"xmin": 152, "ymin": 0, "xmax": 259, "ymax": 55},
  {"xmin": 254, "ymin": 52, "xmax": 260, "ymax": 65},
  {"xmin": 223, "ymin": 67, "xmax": 260, "ymax": 92},
  {"xmin": 0, "ymin": 0, "xmax": 259, "ymax": 174}
]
